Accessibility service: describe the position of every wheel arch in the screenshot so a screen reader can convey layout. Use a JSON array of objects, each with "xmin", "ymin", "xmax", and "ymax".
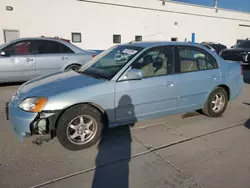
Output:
[
  {"xmin": 203, "ymin": 84, "xmax": 231, "ymax": 108},
  {"xmin": 61, "ymin": 62, "xmax": 81, "ymax": 71},
  {"xmin": 217, "ymin": 84, "xmax": 231, "ymax": 100},
  {"xmin": 64, "ymin": 63, "xmax": 81, "ymax": 70},
  {"xmin": 54, "ymin": 102, "xmax": 109, "ymax": 130}
]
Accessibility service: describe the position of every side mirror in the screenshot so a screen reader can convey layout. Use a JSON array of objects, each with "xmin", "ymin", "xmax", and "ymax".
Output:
[
  {"xmin": 119, "ymin": 68, "xmax": 143, "ymax": 81},
  {"xmin": 0, "ymin": 50, "xmax": 9, "ymax": 57},
  {"xmin": 0, "ymin": 51, "xmax": 5, "ymax": 56},
  {"xmin": 244, "ymin": 52, "xmax": 250, "ymax": 62}
]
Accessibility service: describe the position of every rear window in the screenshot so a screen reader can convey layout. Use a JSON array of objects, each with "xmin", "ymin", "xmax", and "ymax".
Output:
[
  {"xmin": 61, "ymin": 44, "xmax": 74, "ymax": 53},
  {"xmin": 36, "ymin": 40, "xmax": 61, "ymax": 54}
]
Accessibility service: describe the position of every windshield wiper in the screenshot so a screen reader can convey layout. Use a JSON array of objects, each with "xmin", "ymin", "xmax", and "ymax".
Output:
[{"xmin": 79, "ymin": 70, "xmax": 108, "ymax": 80}]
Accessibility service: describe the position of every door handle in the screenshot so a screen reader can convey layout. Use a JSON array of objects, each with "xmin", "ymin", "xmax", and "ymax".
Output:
[
  {"xmin": 166, "ymin": 81, "xmax": 175, "ymax": 87},
  {"xmin": 26, "ymin": 58, "xmax": 34, "ymax": 62},
  {"xmin": 62, "ymin": 56, "xmax": 68, "ymax": 60}
]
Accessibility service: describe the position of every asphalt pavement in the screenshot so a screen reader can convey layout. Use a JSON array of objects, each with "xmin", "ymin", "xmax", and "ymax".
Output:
[{"xmin": 1, "ymin": 70, "xmax": 250, "ymax": 188}]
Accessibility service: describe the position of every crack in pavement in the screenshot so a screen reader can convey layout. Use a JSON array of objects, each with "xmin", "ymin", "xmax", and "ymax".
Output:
[
  {"xmin": 153, "ymin": 150, "xmax": 203, "ymax": 188},
  {"xmin": 132, "ymin": 134, "xmax": 202, "ymax": 187},
  {"xmin": 30, "ymin": 120, "xmax": 247, "ymax": 188},
  {"xmin": 200, "ymin": 141, "xmax": 227, "ymax": 156},
  {"xmin": 131, "ymin": 121, "xmax": 169, "ymax": 130}
]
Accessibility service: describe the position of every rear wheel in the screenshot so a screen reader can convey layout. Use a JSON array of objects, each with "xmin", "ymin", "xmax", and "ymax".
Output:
[
  {"xmin": 56, "ymin": 104, "xmax": 104, "ymax": 151},
  {"xmin": 65, "ymin": 64, "xmax": 81, "ymax": 71},
  {"xmin": 202, "ymin": 87, "xmax": 228, "ymax": 117}
]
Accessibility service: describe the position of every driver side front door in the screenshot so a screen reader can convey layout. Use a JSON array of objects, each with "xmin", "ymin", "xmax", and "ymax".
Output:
[
  {"xmin": 0, "ymin": 40, "xmax": 36, "ymax": 82},
  {"xmin": 115, "ymin": 46, "xmax": 178, "ymax": 124}
]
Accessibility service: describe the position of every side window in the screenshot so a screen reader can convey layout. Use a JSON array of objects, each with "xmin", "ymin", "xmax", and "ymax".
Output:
[
  {"xmin": 36, "ymin": 40, "xmax": 61, "ymax": 54},
  {"xmin": 131, "ymin": 46, "xmax": 174, "ymax": 78},
  {"xmin": 4, "ymin": 41, "xmax": 33, "ymax": 56},
  {"xmin": 178, "ymin": 46, "xmax": 217, "ymax": 73},
  {"xmin": 61, "ymin": 44, "xmax": 74, "ymax": 53}
]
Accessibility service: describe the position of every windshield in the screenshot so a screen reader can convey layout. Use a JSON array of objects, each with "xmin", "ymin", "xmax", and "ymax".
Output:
[
  {"xmin": 235, "ymin": 41, "xmax": 250, "ymax": 49},
  {"xmin": 0, "ymin": 41, "xmax": 11, "ymax": 49},
  {"xmin": 78, "ymin": 45, "xmax": 144, "ymax": 80}
]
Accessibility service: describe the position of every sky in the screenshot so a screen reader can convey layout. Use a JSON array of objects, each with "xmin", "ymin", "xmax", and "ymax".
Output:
[{"xmin": 175, "ymin": 0, "xmax": 250, "ymax": 13}]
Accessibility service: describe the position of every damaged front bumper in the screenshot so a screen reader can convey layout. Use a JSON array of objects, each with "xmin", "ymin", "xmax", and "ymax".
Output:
[{"xmin": 6, "ymin": 97, "xmax": 61, "ymax": 142}]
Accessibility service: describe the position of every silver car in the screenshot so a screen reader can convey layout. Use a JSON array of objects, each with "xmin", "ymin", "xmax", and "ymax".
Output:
[{"xmin": 0, "ymin": 37, "xmax": 97, "ymax": 83}]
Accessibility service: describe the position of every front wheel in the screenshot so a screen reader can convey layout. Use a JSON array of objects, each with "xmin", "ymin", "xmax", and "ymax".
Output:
[
  {"xmin": 202, "ymin": 87, "xmax": 228, "ymax": 117},
  {"xmin": 56, "ymin": 104, "xmax": 104, "ymax": 151}
]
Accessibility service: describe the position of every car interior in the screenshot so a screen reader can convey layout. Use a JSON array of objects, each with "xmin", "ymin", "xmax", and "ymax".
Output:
[{"xmin": 132, "ymin": 48, "xmax": 174, "ymax": 78}]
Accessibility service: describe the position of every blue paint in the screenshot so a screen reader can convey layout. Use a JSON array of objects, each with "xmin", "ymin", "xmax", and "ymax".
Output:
[
  {"xmin": 192, "ymin": 33, "xmax": 195, "ymax": 44},
  {"xmin": 175, "ymin": 0, "xmax": 250, "ymax": 13}
]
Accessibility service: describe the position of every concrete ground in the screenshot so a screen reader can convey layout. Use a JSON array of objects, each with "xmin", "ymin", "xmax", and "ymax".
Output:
[{"xmin": 1, "ymin": 70, "xmax": 250, "ymax": 188}]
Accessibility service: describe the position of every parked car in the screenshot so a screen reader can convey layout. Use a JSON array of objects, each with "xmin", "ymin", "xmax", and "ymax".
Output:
[
  {"xmin": 200, "ymin": 42, "xmax": 227, "ymax": 54},
  {"xmin": 244, "ymin": 52, "xmax": 250, "ymax": 62},
  {"xmin": 219, "ymin": 39, "xmax": 250, "ymax": 63},
  {"xmin": 0, "ymin": 37, "xmax": 97, "ymax": 83},
  {"xmin": 6, "ymin": 41, "xmax": 243, "ymax": 151},
  {"xmin": 40, "ymin": 36, "xmax": 71, "ymax": 43}
]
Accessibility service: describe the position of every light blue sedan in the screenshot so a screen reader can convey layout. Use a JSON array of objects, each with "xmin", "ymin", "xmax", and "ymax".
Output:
[{"xmin": 6, "ymin": 41, "xmax": 244, "ymax": 150}]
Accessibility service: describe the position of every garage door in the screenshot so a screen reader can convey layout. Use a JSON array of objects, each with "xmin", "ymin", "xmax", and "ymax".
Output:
[{"xmin": 4, "ymin": 30, "xmax": 20, "ymax": 42}]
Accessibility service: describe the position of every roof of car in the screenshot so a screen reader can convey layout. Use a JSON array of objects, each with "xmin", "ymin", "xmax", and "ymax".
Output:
[
  {"xmin": 16, "ymin": 37, "xmax": 76, "ymax": 47},
  {"xmin": 2, "ymin": 37, "xmax": 95, "ymax": 54},
  {"xmin": 121, "ymin": 41, "xmax": 205, "ymax": 48},
  {"xmin": 9, "ymin": 37, "xmax": 68, "ymax": 42}
]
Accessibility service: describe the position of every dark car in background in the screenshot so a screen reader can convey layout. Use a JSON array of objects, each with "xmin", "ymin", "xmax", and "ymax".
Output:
[
  {"xmin": 220, "ymin": 39, "xmax": 250, "ymax": 63},
  {"xmin": 200, "ymin": 42, "xmax": 227, "ymax": 55}
]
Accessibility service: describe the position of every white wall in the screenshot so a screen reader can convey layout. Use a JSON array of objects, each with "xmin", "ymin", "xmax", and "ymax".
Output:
[{"xmin": 1, "ymin": 0, "xmax": 250, "ymax": 49}]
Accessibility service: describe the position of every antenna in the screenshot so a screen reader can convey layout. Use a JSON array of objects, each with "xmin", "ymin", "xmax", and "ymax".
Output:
[{"xmin": 128, "ymin": 32, "xmax": 162, "ymax": 44}]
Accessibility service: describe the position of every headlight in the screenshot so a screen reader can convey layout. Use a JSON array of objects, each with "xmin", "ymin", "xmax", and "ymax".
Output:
[{"xmin": 19, "ymin": 97, "xmax": 48, "ymax": 112}]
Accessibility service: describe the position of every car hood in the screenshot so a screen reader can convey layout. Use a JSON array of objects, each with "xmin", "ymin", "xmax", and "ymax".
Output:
[{"xmin": 17, "ymin": 70, "xmax": 105, "ymax": 100}]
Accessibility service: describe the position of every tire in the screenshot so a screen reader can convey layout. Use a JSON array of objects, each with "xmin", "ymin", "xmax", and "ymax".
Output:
[
  {"xmin": 56, "ymin": 104, "xmax": 104, "ymax": 151},
  {"xmin": 65, "ymin": 64, "xmax": 80, "ymax": 71},
  {"xmin": 202, "ymin": 87, "xmax": 228, "ymax": 117}
]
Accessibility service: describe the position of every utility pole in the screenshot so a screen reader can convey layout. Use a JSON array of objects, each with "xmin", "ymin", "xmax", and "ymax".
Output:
[
  {"xmin": 214, "ymin": 0, "xmax": 218, "ymax": 12},
  {"xmin": 160, "ymin": 0, "xmax": 172, "ymax": 6}
]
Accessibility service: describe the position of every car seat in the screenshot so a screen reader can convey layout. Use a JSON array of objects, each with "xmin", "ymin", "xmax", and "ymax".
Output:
[
  {"xmin": 141, "ymin": 55, "xmax": 155, "ymax": 77},
  {"xmin": 154, "ymin": 54, "xmax": 167, "ymax": 76},
  {"xmin": 181, "ymin": 59, "xmax": 198, "ymax": 72}
]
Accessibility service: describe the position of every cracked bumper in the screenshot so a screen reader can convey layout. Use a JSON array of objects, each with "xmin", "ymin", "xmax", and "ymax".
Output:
[{"xmin": 7, "ymin": 97, "xmax": 37, "ymax": 141}]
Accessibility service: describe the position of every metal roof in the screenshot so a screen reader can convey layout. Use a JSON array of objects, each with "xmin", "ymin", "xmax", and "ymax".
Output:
[{"xmin": 120, "ymin": 41, "xmax": 205, "ymax": 48}]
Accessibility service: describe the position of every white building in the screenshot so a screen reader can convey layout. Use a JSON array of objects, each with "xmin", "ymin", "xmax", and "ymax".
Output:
[{"xmin": 1, "ymin": 0, "xmax": 250, "ymax": 50}]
